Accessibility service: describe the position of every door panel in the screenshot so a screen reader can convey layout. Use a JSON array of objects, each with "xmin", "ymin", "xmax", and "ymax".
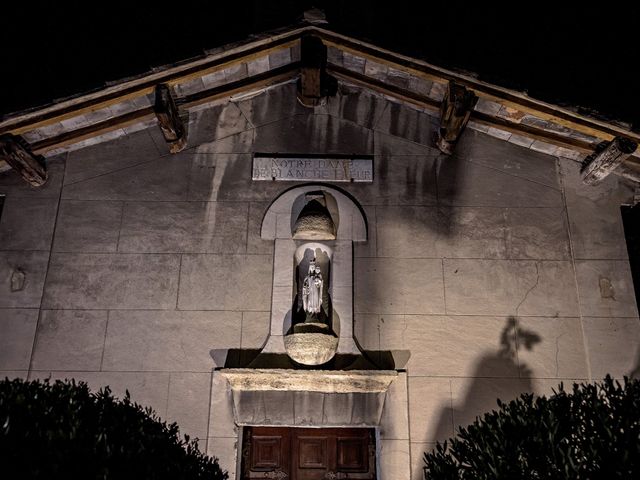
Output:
[{"xmin": 242, "ymin": 427, "xmax": 376, "ymax": 480}]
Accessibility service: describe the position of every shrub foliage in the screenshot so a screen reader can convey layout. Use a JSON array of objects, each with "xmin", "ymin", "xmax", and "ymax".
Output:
[
  {"xmin": 424, "ymin": 376, "xmax": 640, "ymax": 479},
  {"xmin": 0, "ymin": 377, "xmax": 227, "ymax": 479}
]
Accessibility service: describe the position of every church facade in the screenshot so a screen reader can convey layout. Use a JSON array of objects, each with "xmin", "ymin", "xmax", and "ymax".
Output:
[{"xmin": 1, "ymin": 16, "xmax": 639, "ymax": 479}]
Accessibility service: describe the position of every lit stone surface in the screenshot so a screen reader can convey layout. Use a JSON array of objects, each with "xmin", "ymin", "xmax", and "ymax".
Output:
[
  {"xmin": 575, "ymin": 260, "xmax": 639, "ymax": 318},
  {"xmin": 53, "ymin": 200, "xmax": 122, "ymax": 253},
  {"xmin": 1, "ymin": 78, "xmax": 638, "ymax": 479},
  {"xmin": 0, "ymin": 197, "xmax": 58, "ymax": 250},
  {"xmin": 42, "ymin": 253, "xmax": 180, "ymax": 309},
  {"xmin": 444, "ymin": 259, "xmax": 579, "ymax": 316},
  {"xmin": 355, "ymin": 258, "xmax": 445, "ymax": 314},
  {"xmin": 0, "ymin": 309, "xmax": 38, "ymax": 370},
  {"xmin": 178, "ymin": 254, "xmax": 272, "ymax": 311},
  {"xmin": 31, "ymin": 310, "xmax": 107, "ymax": 371},
  {"xmin": 582, "ymin": 317, "xmax": 640, "ymax": 379},
  {"xmin": 102, "ymin": 310, "xmax": 241, "ymax": 371},
  {"xmin": 0, "ymin": 251, "xmax": 49, "ymax": 308},
  {"xmin": 119, "ymin": 201, "xmax": 249, "ymax": 253},
  {"xmin": 166, "ymin": 372, "xmax": 212, "ymax": 440},
  {"xmin": 46, "ymin": 370, "xmax": 171, "ymax": 419}
]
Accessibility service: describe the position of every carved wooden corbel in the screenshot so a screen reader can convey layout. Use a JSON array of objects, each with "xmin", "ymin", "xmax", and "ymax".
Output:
[
  {"xmin": 153, "ymin": 83, "xmax": 187, "ymax": 153},
  {"xmin": 0, "ymin": 134, "xmax": 47, "ymax": 187},
  {"xmin": 436, "ymin": 81, "xmax": 478, "ymax": 154},
  {"xmin": 581, "ymin": 136, "xmax": 638, "ymax": 185}
]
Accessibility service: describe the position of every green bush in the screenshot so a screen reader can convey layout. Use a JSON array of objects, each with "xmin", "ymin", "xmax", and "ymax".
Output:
[
  {"xmin": 424, "ymin": 376, "xmax": 640, "ymax": 479},
  {"xmin": 0, "ymin": 377, "xmax": 228, "ymax": 479}
]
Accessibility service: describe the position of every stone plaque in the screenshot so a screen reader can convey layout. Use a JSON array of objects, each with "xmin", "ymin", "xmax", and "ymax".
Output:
[{"xmin": 252, "ymin": 156, "xmax": 373, "ymax": 182}]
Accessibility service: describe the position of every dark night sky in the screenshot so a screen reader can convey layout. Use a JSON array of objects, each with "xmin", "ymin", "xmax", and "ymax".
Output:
[{"xmin": 1, "ymin": 1, "xmax": 638, "ymax": 127}]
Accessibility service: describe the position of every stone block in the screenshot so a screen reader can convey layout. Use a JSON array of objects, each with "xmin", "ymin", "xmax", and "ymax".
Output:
[
  {"xmin": 174, "ymin": 77, "xmax": 205, "ymax": 97},
  {"xmin": 53, "ymin": 200, "xmax": 122, "ymax": 252},
  {"xmin": 64, "ymin": 130, "xmax": 161, "ymax": 185},
  {"xmin": 376, "ymin": 206, "xmax": 506, "ymax": 259},
  {"xmin": 241, "ymin": 311, "xmax": 270, "ymax": 349},
  {"xmin": 507, "ymin": 134, "xmax": 535, "ymax": 148},
  {"xmin": 408, "ymin": 75, "xmax": 433, "ymax": 97},
  {"xmin": 0, "ymin": 371, "xmax": 27, "ymax": 380},
  {"xmin": 408, "ymin": 377, "xmax": 452, "ymax": 443},
  {"xmin": 246, "ymin": 55, "xmax": 270, "ymax": 77},
  {"xmin": 187, "ymin": 153, "xmax": 284, "ymax": 203},
  {"xmin": 178, "ymin": 254, "xmax": 272, "ymax": 311},
  {"xmin": 486, "ymin": 127, "xmax": 512, "ymax": 141},
  {"xmin": 438, "ymin": 149, "xmax": 563, "ymax": 207},
  {"xmin": 347, "ymin": 155, "xmax": 438, "ymax": 207},
  {"xmin": 119, "ymin": 201, "xmax": 248, "ymax": 254},
  {"xmin": 294, "ymin": 392, "xmax": 325, "ymax": 425},
  {"xmin": 201, "ymin": 69, "xmax": 226, "ymax": 89},
  {"xmin": 0, "ymin": 251, "xmax": 49, "ymax": 308},
  {"xmin": 379, "ymin": 439, "xmax": 411, "ymax": 480},
  {"xmin": 379, "ymin": 372, "xmax": 409, "ymax": 440},
  {"xmin": 31, "ymin": 310, "xmax": 107, "ymax": 371},
  {"xmin": 325, "ymin": 85, "xmax": 388, "ymax": 130},
  {"xmin": 253, "ymin": 115, "xmax": 374, "ymax": 155},
  {"xmin": 583, "ymin": 317, "xmax": 640, "ymax": 379},
  {"xmin": 0, "ymin": 155, "xmax": 65, "ymax": 198},
  {"xmin": 342, "ymin": 51, "xmax": 365, "ymax": 74},
  {"xmin": 268, "ymin": 48, "xmax": 291, "ymax": 69},
  {"xmin": 167, "ymin": 372, "xmax": 212, "ymax": 440},
  {"xmin": 411, "ymin": 442, "xmax": 435, "ymax": 480},
  {"xmin": 575, "ymin": 260, "xmax": 638, "ymax": 317},
  {"xmin": 207, "ymin": 437, "xmax": 238, "ymax": 480},
  {"xmin": 209, "ymin": 371, "xmax": 238, "ymax": 438},
  {"xmin": 561, "ymin": 158, "xmax": 633, "ymax": 260},
  {"xmin": 186, "ymin": 101, "xmax": 252, "ymax": 150},
  {"xmin": 0, "ymin": 308, "xmax": 38, "ymax": 370},
  {"xmin": 450, "ymin": 377, "xmax": 532, "ymax": 432},
  {"xmin": 444, "ymin": 259, "xmax": 579, "ymax": 316},
  {"xmin": 62, "ymin": 153, "xmax": 190, "ymax": 201},
  {"xmin": 234, "ymin": 390, "xmax": 294, "ymax": 425},
  {"xmin": 504, "ymin": 207, "xmax": 570, "ymax": 260},
  {"xmin": 402, "ymin": 316, "xmax": 519, "ymax": 377},
  {"xmin": 387, "ymin": 67, "xmax": 411, "ymax": 89},
  {"xmin": 48, "ymin": 370, "xmax": 170, "ymax": 418},
  {"xmin": 374, "ymin": 100, "xmax": 438, "ymax": 147},
  {"xmin": 0, "ymin": 196, "xmax": 58, "ymax": 250},
  {"xmin": 269, "ymin": 286, "xmax": 293, "ymax": 336},
  {"xmin": 354, "ymin": 205, "xmax": 376, "ymax": 258},
  {"xmin": 224, "ymin": 63, "xmax": 248, "ymax": 82},
  {"xmin": 364, "ymin": 59, "xmax": 388, "ymax": 80},
  {"xmin": 355, "ymin": 258, "xmax": 445, "ymax": 315},
  {"xmin": 529, "ymin": 140, "xmax": 559, "ymax": 156},
  {"xmin": 102, "ymin": 310, "xmax": 241, "ymax": 371},
  {"xmin": 246, "ymin": 202, "xmax": 273, "ymax": 254},
  {"xmin": 374, "ymin": 130, "xmax": 438, "ymax": 157},
  {"xmin": 236, "ymin": 82, "xmax": 307, "ymax": 127},
  {"xmin": 42, "ymin": 253, "xmax": 180, "ymax": 309},
  {"xmin": 517, "ymin": 317, "xmax": 588, "ymax": 378}
]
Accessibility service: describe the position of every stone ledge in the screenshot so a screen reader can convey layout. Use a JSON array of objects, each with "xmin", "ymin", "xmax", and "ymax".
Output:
[{"xmin": 220, "ymin": 368, "xmax": 397, "ymax": 393}]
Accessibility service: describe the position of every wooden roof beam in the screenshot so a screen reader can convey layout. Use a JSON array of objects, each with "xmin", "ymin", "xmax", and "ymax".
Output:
[
  {"xmin": 297, "ymin": 35, "xmax": 336, "ymax": 107},
  {"xmin": 0, "ymin": 134, "xmax": 47, "ymax": 187},
  {"xmin": 437, "ymin": 82, "xmax": 478, "ymax": 154},
  {"xmin": 153, "ymin": 84, "xmax": 186, "ymax": 153},
  {"xmin": 581, "ymin": 137, "xmax": 638, "ymax": 185}
]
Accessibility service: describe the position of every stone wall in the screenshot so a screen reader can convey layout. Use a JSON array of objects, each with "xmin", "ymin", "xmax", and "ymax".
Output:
[{"xmin": 1, "ymin": 82, "xmax": 638, "ymax": 479}]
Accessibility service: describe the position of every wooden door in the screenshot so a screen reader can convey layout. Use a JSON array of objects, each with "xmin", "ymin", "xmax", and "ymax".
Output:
[{"xmin": 242, "ymin": 427, "xmax": 376, "ymax": 480}]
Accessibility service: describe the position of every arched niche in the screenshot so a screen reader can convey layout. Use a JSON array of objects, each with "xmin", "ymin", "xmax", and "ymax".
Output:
[{"xmin": 259, "ymin": 184, "xmax": 367, "ymax": 358}]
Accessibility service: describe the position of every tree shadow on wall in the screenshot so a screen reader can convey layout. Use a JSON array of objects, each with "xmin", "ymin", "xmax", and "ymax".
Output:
[{"xmin": 429, "ymin": 316, "xmax": 541, "ymax": 446}]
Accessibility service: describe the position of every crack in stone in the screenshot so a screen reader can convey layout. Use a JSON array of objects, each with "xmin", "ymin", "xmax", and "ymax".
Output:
[{"xmin": 515, "ymin": 262, "xmax": 540, "ymax": 317}]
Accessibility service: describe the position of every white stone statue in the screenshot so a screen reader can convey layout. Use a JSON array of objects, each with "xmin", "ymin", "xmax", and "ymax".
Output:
[{"xmin": 302, "ymin": 259, "xmax": 323, "ymax": 315}]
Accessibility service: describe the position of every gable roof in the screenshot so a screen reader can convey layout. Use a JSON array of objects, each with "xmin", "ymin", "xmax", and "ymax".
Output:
[{"xmin": 1, "ymin": 18, "xmax": 638, "ymax": 183}]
